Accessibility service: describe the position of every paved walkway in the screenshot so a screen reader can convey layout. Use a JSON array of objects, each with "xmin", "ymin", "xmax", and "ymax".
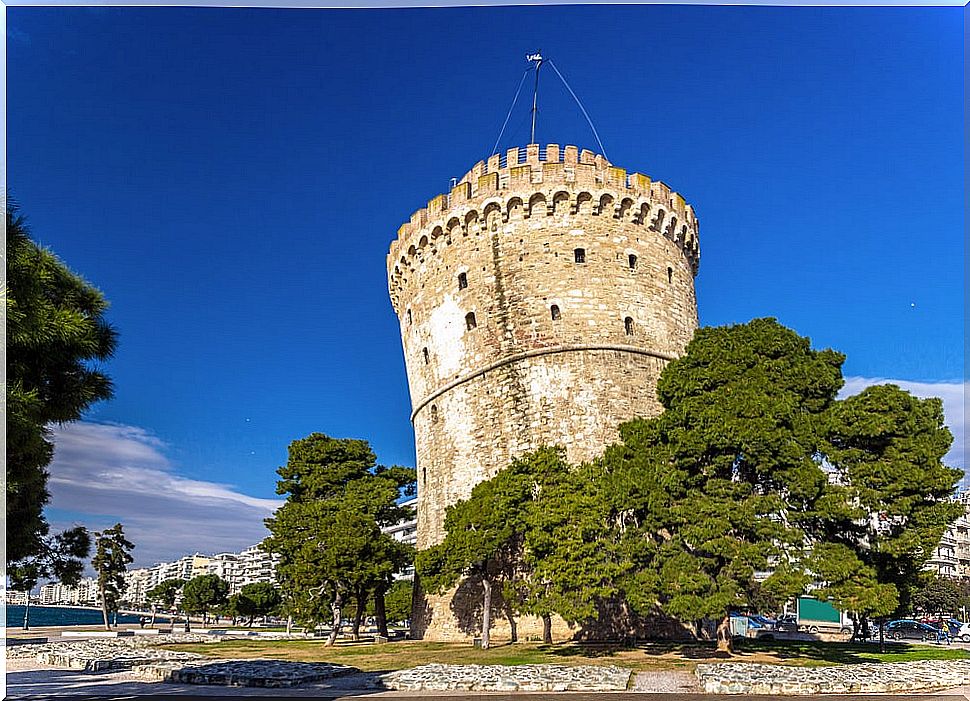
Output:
[{"xmin": 5, "ymin": 660, "xmax": 969, "ymax": 699}]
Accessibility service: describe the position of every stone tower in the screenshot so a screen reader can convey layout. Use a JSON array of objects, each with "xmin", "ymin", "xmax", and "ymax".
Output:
[{"xmin": 387, "ymin": 143, "xmax": 700, "ymax": 640}]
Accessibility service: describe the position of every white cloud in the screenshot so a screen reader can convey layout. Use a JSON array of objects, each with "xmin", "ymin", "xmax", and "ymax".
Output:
[
  {"xmin": 840, "ymin": 377, "xmax": 967, "ymax": 486},
  {"xmin": 46, "ymin": 422, "xmax": 283, "ymax": 568}
]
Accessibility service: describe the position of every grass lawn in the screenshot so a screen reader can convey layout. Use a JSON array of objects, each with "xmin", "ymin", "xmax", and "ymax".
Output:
[{"xmin": 162, "ymin": 638, "xmax": 970, "ymax": 673}]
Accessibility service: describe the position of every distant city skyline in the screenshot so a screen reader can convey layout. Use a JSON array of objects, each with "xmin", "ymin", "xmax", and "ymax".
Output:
[{"xmin": 8, "ymin": 5, "xmax": 963, "ymax": 565}]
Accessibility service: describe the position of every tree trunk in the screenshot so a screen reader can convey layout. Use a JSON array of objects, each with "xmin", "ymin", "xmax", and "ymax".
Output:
[
  {"xmin": 100, "ymin": 586, "xmax": 111, "ymax": 631},
  {"xmin": 506, "ymin": 606, "xmax": 518, "ymax": 643},
  {"xmin": 716, "ymin": 614, "xmax": 733, "ymax": 654},
  {"xmin": 184, "ymin": 610, "xmax": 191, "ymax": 632},
  {"xmin": 879, "ymin": 618, "xmax": 885, "ymax": 654},
  {"xmin": 286, "ymin": 615, "xmax": 293, "ymax": 636},
  {"xmin": 542, "ymin": 613, "xmax": 553, "ymax": 645},
  {"xmin": 326, "ymin": 590, "xmax": 343, "ymax": 646},
  {"xmin": 150, "ymin": 604, "xmax": 157, "ymax": 629},
  {"xmin": 22, "ymin": 598, "xmax": 31, "ymax": 631},
  {"xmin": 481, "ymin": 578, "xmax": 493, "ymax": 650},
  {"xmin": 374, "ymin": 586, "xmax": 389, "ymax": 637},
  {"xmin": 351, "ymin": 587, "xmax": 365, "ymax": 641}
]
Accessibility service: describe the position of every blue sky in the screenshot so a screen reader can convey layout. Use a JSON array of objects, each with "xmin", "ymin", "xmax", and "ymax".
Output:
[{"xmin": 8, "ymin": 6, "xmax": 964, "ymax": 566}]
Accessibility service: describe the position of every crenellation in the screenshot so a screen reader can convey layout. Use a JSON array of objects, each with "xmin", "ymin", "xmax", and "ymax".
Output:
[{"xmin": 428, "ymin": 194, "xmax": 447, "ymax": 217}]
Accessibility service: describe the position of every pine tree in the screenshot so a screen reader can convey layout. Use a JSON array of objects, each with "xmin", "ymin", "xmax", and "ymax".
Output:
[
  {"xmin": 415, "ymin": 470, "xmax": 529, "ymax": 649},
  {"xmin": 91, "ymin": 524, "xmax": 134, "ymax": 630},
  {"xmin": 263, "ymin": 433, "xmax": 415, "ymax": 645},
  {"xmin": 6, "ymin": 200, "xmax": 118, "ymax": 565},
  {"xmin": 605, "ymin": 319, "xmax": 843, "ymax": 651},
  {"xmin": 9, "ymin": 527, "xmax": 90, "ymax": 630},
  {"xmin": 182, "ymin": 574, "xmax": 229, "ymax": 625},
  {"xmin": 811, "ymin": 384, "xmax": 962, "ymax": 637}
]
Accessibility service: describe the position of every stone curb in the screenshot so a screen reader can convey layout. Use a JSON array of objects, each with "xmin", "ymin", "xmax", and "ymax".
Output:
[
  {"xmin": 131, "ymin": 659, "xmax": 359, "ymax": 687},
  {"xmin": 696, "ymin": 659, "xmax": 970, "ymax": 695},
  {"xmin": 381, "ymin": 663, "xmax": 632, "ymax": 692},
  {"xmin": 5, "ymin": 635, "xmax": 216, "ymax": 672}
]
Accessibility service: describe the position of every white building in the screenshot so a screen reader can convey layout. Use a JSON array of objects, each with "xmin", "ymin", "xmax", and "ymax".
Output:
[
  {"xmin": 123, "ymin": 568, "xmax": 153, "ymax": 607},
  {"xmin": 236, "ymin": 545, "xmax": 279, "ymax": 591},
  {"xmin": 927, "ymin": 490, "xmax": 970, "ymax": 578},
  {"xmin": 383, "ymin": 497, "xmax": 418, "ymax": 579},
  {"xmin": 206, "ymin": 552, "xmax": 243, "ymax": 594},
  {"xmin": 38, "ymin": 577, "xmax": 99, "ymax": 606},
  {"xmin": 6, "ymin": 589, "xmax": 29, "ymax": 606}
]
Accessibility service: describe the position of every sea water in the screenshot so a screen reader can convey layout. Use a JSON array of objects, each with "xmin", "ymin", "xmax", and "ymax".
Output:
[{"xmin": 6, "ymin": 605, "xmax": 169, "ymax": 628}]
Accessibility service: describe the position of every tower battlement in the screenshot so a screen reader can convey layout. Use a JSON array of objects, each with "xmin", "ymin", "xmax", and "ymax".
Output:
[{"xmin": 387, "ymin": 144, "xmax": 699, "ymax": 313}]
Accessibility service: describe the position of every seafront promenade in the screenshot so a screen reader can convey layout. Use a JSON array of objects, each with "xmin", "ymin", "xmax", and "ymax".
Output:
[
  {"xmin": 6, "ymin": 626, "xmax": 970, "ymax": 698},
  {"xmin": 6, "ymin": 621, "xmax": 187, "ymax": 640}
]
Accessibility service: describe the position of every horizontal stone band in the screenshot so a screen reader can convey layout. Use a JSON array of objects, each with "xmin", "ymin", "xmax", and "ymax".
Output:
[{"xmin": 411, "ymin": 344, "xmax": 677, "ymax": 422}]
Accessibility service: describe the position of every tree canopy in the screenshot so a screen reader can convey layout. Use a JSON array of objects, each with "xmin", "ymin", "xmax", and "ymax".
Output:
[
  {"xmin": 182, "ymin": 574, "xmax": 230, "ymax": 623},
  {"xmin": 264, "ymin": 433, "xmax": 416, "ymax": 644},
  {"xmin": 146, "ymin": 578, "xmax": 184, "ymax": 611},
  {"xmin": 911, "ymin": 574, "xmax": 962, "ymax": 616},
  {"xmin": 9, "ymin": 526, "xmax": 91, "ymax": 630},
  {"xmin": 234, "ymin": 582, "xmax": 282, "ymax": 624},
  {"xmin": 813, "ymin": 384, "xmax": 963, "ymax": 621},
  {"xmin": 417, "ymin": 318, "xmax": 962, "ymax": 650},
  {"xmin": 6, "ymin": 200, "xmax": 118, "ymax": 565},
  {"xmin": 91, "ymin": 523, "xmax": 134, "ymax": 630}
]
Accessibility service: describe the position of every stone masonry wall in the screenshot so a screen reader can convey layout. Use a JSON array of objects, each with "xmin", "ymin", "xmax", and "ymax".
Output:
[{"xmin": 386, "ymin": 143, "xmax": 700, "ymax": 641}]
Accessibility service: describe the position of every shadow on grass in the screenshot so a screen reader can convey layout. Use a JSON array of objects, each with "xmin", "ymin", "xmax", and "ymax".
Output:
[
  {"xmin": 733, "ymin": 639, "xmax": 970, "ymax": 665},
  {"xmin": 539, "ymin": 638, "xmax": 969, "ymax": 666}
]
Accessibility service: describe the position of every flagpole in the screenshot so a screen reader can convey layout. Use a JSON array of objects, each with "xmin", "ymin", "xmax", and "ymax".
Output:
[{"xmin": 528, "ymin": 52, "xmax": 543, "ymax": 145}]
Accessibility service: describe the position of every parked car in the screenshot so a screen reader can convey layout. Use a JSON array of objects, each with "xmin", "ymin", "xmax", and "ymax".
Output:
[
  {"xmin": 954, "ymin": 621, "xmax": 970, "ymax": 643},
  {"xmin": 750, "ymin": 615, "xmax": 777, "ymax": 629},
  {"xmin": 775, "ymin": 613, "xmax": 798, "ymax": 632},
  {"xmin": 884, "ymin": 619, "xmax": 940, "ymax": 641},
  {"xmin": 927, "ymin": 619, "xmax": 969, "ymax": 640}
]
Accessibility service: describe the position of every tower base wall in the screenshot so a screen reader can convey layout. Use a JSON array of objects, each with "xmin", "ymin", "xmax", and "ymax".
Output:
[{"xmin": 411, "ymin": 577, "xmax": 699, "ymax": 643}]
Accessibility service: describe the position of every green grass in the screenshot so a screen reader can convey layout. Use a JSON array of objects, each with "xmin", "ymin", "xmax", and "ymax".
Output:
[
  {"xmin": 161, "ymin": 637, "xmax": 970, "ymax": 673},
  {"xmin": 732, "ymin": 639, "xmax": 970, "ymax": 666}
]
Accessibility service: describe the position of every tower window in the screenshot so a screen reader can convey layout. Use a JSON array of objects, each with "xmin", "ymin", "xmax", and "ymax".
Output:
[
  {"xmin": 574, "ymin": 248, "xmax": 586, "ymax": 264},
  {"xmin": 457, "ymin": 272, "xmax": 468, "ymax": 290},
  {"xmin": 628, "ymin": 254, "xmax": 638, "ymax": 270},
  {"xmin": 422, "ymin": 467, "xmax": 427, "ymax": 484},
  {"xmin": 465, "ymin": 312, "xmax": 477, "ymax": 330},
  {"xmin": 551, "ymin": 304, "xmax": 561, "ymax": 321},
  {"xmin": 407, "ymin": 309, "xmax": 412, "ymax": 325},
  {"xmin": 624, "ymin": 317, "xmax": 634, "ymax": 336},
  {"xmin": 667, "ymin": 266, "xmax": 673, "ymax": 284},
  {"xmin": 431, "ymin": 405, "xmax": 439, "ymax": 423},
  {"xmin": 423, "ymin": 347, "xmax": 430, "ymax": 364}
]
